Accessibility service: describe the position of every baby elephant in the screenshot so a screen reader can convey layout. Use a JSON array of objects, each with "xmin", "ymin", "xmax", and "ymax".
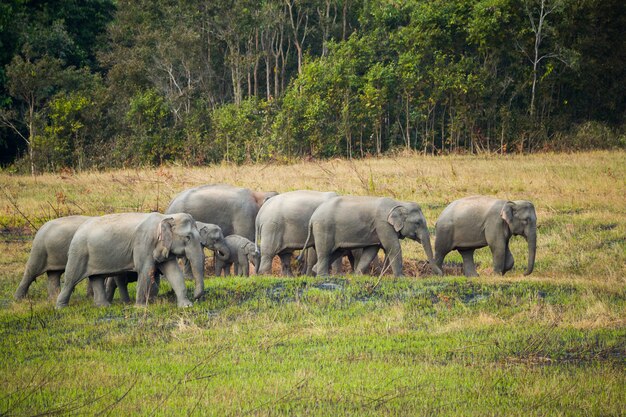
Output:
[{"xmin": 215, "ymin": 235, "xmax": 260, "ymax": 277}]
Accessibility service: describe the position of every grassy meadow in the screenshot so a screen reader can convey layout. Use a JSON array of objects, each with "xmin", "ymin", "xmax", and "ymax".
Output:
[{"xmin": 0, "ymin": 151, "xmax": 624, "ymax": 415}]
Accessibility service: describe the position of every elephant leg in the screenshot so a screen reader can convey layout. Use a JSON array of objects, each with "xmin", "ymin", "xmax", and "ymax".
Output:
[
  {"xmin": 259, "ymin": 254, "xmax": 273, "ymax": 275},
  {"xmin": 354, "ymin": 246, "xmax": 379, "ymax": 275},
  {"xmin": 182, "ymin": 259, "xmax": 194, "ymax": 280},
  {"xmin": 279, "ymin": 253, "xmax": 293, "ymax": 276},
  {"xmin": 56, "ymin": 260, "xmax": 88, "ymax": 308},
  {"xmin": 158, "ymin": 260, "xmax": 192, "ymax": 307},
  {"xmin": 86, "ymin": 279, "xmax": 94, "ymax": 298},
  {"xmin": 347, "ymin": 250, "xmax": 357, "ymax": 272},
  {"xmin": 303, "ymin": 248, "xmax": 317, "ymax": 276},
  {"xmin": 115, "ymin": 275, "xmax": 132, "ymax": 303},
  {"xmin": 330, "ymin": 255, "xmax": 344, "ymax": 275},
  {"xmin": 223, "ymin": 262, "xmax": 232, "ymax": 276},
  {"xmin": 214, "ymin": 259, "xmax": 222, "ymax": 277},
  {"xmin": 459, "ymin": 249, "xmax": 478, "ymax": 277},
  {"xmin": 489, "ymin": 243, "xmax": 507, "ymax": 275},
  {"xmin": 434, "ymin": 228, "xmax": 453, "ymax": 272},
  {"xmin": 90, "ymin": 276, "xmax": 110, "ymax": 307},
  {"xmin": 47, "ymin": 271, "xmax": 62, "ymax": 300},
  {"xmin": 240, "ymin": 261, "xmax": 250, "ymax": 277},
  {"xmin": 503, "ymin": 246, "xmax": 515, "ymax": 273},
  {"xmin": 105, "ymin": 277, "xmax": 117, "ymax": 302}
]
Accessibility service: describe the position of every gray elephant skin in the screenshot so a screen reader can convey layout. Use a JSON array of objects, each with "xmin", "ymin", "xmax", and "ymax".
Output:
[
  {"xmin": 255, "ymin": 190, "xmax": 339, "ymax": 275},
  {"xmin": 56, "ymin": 212, "xmax": 206, "ymax": 308},
  {"xmin": 215, "ymin": 235, "xmax": 259, "ymax": 277},
  {"xmin": 434, "ymin": 196, "xmax": 537, "ymax": 276},
  {"xmin": 106, "ymin": 222, "xmax": 230, "ymax": 303},
  {"xmin": 166, "ymin": 184, "xmax": 278, "ymax": 242},
  {"xmin": 305, "ymin": 196, "xmax": 442, "ymax": 277},
  {"xmin": 15, "ymin": 215, "xmax": 92, "ymax": 300}
]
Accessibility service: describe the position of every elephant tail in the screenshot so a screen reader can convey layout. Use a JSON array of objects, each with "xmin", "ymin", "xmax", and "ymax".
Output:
[
  {"xmin": 296, "ymin": 221, "xmax": 314, "ymax": 262},
  {"xmin": 254, "ymin": 219, "xmax": 261, "ymax": 254}
]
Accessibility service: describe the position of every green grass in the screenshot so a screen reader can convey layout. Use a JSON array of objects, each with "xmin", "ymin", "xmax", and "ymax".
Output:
[
  {"xmin": 1, "ymin": 151, "xmax": 625, "ymax": 415},
  {"xmin": 1, "ymin": 277, "xmax": 624, "ymax": 415}
]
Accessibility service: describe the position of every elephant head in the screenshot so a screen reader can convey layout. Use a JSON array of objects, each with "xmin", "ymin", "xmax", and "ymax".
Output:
[
  {"xmin": 154, "ymin": 213, "xmax": 206, "ymax": 299},
  {"xmin": 387, "ymin": 203, "xmax": 443, "ymax": 275},
  {"xmin": 500, "ymin": 200, "xmax": 537, "ymax": 275},
  {"xmin": 197, "ymin": 222, "xmax": 231, "ymax": 259},
  {"xmin": 243, "ymin": 241, "xmax": 261, "ymax": 273}
]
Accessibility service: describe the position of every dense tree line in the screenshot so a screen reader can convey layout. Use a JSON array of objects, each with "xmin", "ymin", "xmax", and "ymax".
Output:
[{"xmin": 1, "ymin": 0, "xmax": 624, "ymax": 172}]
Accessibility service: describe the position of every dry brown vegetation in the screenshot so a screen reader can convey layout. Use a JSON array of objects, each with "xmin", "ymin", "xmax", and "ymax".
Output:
[{"xmin": 2, "ymin": 150, "xmax": 625, "ymax": 283}]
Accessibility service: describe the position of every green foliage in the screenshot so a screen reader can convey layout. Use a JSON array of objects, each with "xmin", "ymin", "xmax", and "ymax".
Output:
[
  {"xmin": 1, "ymin": 0, "xmax": 626, "ymax": 171},
  {"xmin": 125, "ymin": 89, "xmax": 177, "ymax": 165},
  {"xmin": 211, "ymin": 97, "xmax": 277, "ymax": 163}
]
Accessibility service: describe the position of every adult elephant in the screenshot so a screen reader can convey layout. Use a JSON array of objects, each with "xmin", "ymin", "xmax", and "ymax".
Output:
[
  {"xmin": 305, "ymin": 196, "xmax": 442, "ymax": 277},
  {"xmin": 165, "ymin": 184, "xmax": 278, "ymax": 242},
  {"xmin": 105, "ymin": 222, "xmax": 230, "ymax": 303},
  {"xmin": 56, "ymin": 212, "xmax": 205, "ymax": 308},
  {"xmin": 255, "ymin": 190, "xmax": 338, "ymax": 275},
  {"xmin": 434, "ymin": 196, "xmax": 537, "ymax": 276},
  {"xmin": 15, "ymin": 215, "xmax": 92, "ymax": 300}
]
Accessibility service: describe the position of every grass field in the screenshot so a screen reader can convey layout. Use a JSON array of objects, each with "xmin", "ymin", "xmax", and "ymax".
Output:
[{"xmin": 0, "ymin": 151, "xmax": 624, "ymax": 415}]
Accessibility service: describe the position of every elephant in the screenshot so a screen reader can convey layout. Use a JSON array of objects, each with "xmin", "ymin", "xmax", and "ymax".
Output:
[
  {"xmin": 304, "ymin": 196, "xmax": 443, "ymax": 277},
  {"xmin": 14, "ymin": 215, "xmax": 92, "ymax": 300},
  {"xmin": 255, "ymin": 190, "xmax": 339, "ymax": 275},
  {"xmin": 215, "ymin": 235, "xmax": 260, "ymax": 277},
  {"xmin": 434, "ymin": 196, "xmax": 537, "ymax": 276},
  {"xmin": 56, "ymin": 212, "xmax": 206, "ymax": 308},
  {"xmin": 104, "ymin": 222, "xmax": 230, "ymax": 303},
  {"xmin": 165, "ymin": 184, "xmax": 278, "ymax": 242}
]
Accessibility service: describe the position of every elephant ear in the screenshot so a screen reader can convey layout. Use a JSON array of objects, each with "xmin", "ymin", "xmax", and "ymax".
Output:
[
  {"xmin": 153, "ymin": 217, "xmax": 175, "ymax": 262},
  {"xmin": 500, "ymin": 202, "xmax": 516, "ymax": 236},
  {"xmin": 244, "ymin": 241, "xmax": 256, "ymax": 255},
  {"xmin": 387, "ymin": 205, "xmax": 408, "ymax": 233}
]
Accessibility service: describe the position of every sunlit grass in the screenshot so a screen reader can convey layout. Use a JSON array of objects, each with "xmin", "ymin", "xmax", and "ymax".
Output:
[{"xmin": 0, "ymin": 151, "xmax": 625, "ymax": 415}]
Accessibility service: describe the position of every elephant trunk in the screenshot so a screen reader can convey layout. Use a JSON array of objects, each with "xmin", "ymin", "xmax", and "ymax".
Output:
[
  {"xmin": 187, "ymin": 243, "xmax": 206, "ymax": 300},
  {"xmin": 524, "ymin": 228, "xmax": 536, "ymax": 276},
  {"xmin": 420, "ymin": 229, "xmax": 443, "ymax": 276},
  {"xmin": 214, "ymin": 242, "xmax": 231, "ymax": 261}
]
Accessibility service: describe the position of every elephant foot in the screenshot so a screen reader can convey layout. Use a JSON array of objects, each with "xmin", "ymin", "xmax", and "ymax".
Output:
[
  {"xmin": 95, "ymin": 301, "xmax": 111, "ymax": 307},
  {"xmin": 177, "ymin": 299, "xmax": 193, "ymax": 308},
  {"xmin": 193, "ymin": 290, "xmax": 205, "ymax": 300},
  {"xmin": 55, "ymin": 302, "xmax": 68, "ymax": 309},
  {"xmin": 431, "ymin": 264, "xmax": 444, "ymax": 276}
]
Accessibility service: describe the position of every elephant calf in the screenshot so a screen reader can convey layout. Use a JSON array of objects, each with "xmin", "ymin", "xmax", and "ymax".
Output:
[
  {"xmin": 215, "ymin": 235, "xmax": 259, "ymax": 277},
  {"xmin": 434, "ymin": 196, "xmax": 537, "ymax": 276}
]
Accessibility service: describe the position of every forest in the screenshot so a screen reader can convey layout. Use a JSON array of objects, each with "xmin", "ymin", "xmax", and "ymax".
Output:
[{"xmin": 0, "ymin": 0, "xmax": 625, "ymax": 172}]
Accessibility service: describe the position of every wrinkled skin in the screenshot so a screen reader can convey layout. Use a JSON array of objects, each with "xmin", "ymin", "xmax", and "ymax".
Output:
[
  {"xmin": 105, "ymin": 222, "xmax": 230, "ymax": 303},
  {"xmin": 56, "ymin": 212, "xmax": 205, "ymax": 308},
  {"xmin": 255, "ymin": 190, "xmax": 338, "ymax": 275},
  {"xmin": 166, "ymin": 184, "xmax": 278, "ymax": 242},
  {"xmin": 215, "ymin": 235, "xmax": 259, "ymax": 277},
  {"xmin": 434, "ymin": 196, "xmax": 537, "ymax": 276},
  {"xmin": 305, "ymin": 196, "xmax": 442, "ymax": 277}
]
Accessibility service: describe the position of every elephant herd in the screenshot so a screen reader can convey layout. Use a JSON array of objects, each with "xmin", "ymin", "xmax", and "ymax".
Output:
[{"xmin": 13, "ymin": 184, "xmax": 537, "ymax": 308}]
